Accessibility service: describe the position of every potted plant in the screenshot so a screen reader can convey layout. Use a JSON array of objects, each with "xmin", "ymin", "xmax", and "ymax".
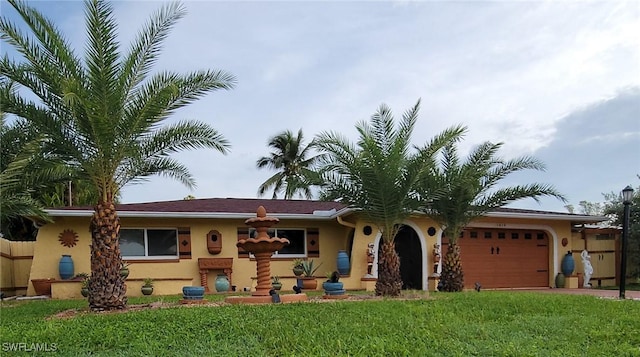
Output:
[
  {"xmin": 72, "ymin": 272, "xmax": 89, "ymax": 281},
  {"xmin": 292, "ymin": 259, "xmax": 304, "ymax": 276},
  {"xmin": 298, "ymin": 259, "xmax": 322, "ymax": 290},
  {"xmin": 271, "ymin": 276, "xmax": 282, "ymax": 291},
  {"xmin": 120, "ymin": 262, "xmax": 131, "ymax": 279},
  {"xmin": 141, "ymin": 278, "xmax": 154, "ymax": 295},
  {"xmin": 323, "ymin": 271, "xmax": 345, "ymax": 296},
  {"xmin": 80, "ymin": 276, "xmax": 90, "ymax": 298}
]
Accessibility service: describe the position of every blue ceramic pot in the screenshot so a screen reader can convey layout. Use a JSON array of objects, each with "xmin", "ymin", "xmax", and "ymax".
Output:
[
  {"xmin": 323, "ymin": 281, "xmax": 345, "ymax": 295},
  {"xmin": 337, "ymin": 250, "xmax": 350, "ymax": 275},
  {"xmin": 561, "ymin": 251, "xmax": 575, "ymax": 277},
  {"xmin": 215, "ymin": 274, "xmax": 230, "ymax": 292},
  {"xmin": 182, "ymin": 286, "xmax": 205, "ymax": 300},
  {"xmin": 58, "ymin": 255, "xmax": 74, "ymax": 280}
]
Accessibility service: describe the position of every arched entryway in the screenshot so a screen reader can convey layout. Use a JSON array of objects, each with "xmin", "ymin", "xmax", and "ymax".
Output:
[{"xmin": 393, "ymin": 225, "xmax": 423, "ymax": 290}]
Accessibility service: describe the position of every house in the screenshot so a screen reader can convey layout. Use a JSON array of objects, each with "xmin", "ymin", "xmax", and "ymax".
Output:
[{"xmin": 24, "ymin": 198, "xmax": 615, "ymax": 298}]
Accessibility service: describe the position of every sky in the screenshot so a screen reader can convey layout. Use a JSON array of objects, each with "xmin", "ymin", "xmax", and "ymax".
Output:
[{"xmin": 2, "ymin": 0, "xmax": 639, "ymax": 213}]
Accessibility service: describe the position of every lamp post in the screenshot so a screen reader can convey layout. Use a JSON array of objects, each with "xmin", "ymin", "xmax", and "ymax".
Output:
[{"xmin": 619, "ymin": 185, "xmax": 634, "ymax": 299}]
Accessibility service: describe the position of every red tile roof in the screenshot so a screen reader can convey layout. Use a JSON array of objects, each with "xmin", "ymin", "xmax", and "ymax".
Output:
[
  {"xmin": 48, "ymin": 198, "xmax": 606, "ymax": 223},
  {"xmin": 54, "ymin": 198, "xmax": 347, "ymax": 215}
]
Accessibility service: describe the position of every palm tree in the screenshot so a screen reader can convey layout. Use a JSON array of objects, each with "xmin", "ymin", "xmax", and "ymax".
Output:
[
  {"xmin": 256, "ymin": 129, "xmax": 323, "ymax": 199},
  {"xmin": 315, "ymin": 100, "xmax": 464, "ymax": 296},
  {"xmin": 418, "ymin": 138, "xmax": 565, "ymax": 292},
  {"xmin": 1, "ymin": 0, "xmax": 235, "ymax": 310},
  {"xmin": 0, "ymin": 114, "xmax": 67, "ymax": 239},
  {"xmin": 0, "ymin": 136, "xmax": 53, "ymax": 237}
]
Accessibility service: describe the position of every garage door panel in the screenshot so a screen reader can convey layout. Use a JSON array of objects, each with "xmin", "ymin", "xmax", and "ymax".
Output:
[{"xmin": 456, "ymin": 229, "xmax": 549, "ymax": 289}]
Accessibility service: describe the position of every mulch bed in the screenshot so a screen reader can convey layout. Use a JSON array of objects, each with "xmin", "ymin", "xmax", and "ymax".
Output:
[{"xmin": 47, "ymin": 293, "xmax": 431, "ymax": 320}]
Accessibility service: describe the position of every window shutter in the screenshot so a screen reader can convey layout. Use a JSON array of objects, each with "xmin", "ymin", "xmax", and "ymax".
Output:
[
  {"xmin": 307, "ymin": 228, "xmax": 319, "ymax": 257},
  {"xmin": 178, "ymin": 227, "xmax": 191, "ymax": 259},
  {"xmin": 237, "ymin": 228, "xmax": 250, "ymax": 258}
]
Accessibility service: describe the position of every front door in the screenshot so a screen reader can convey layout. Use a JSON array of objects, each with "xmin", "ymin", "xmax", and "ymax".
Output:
[{"xmin": 394, "ymin": 225, "xmax": 423, "ymax": 290}]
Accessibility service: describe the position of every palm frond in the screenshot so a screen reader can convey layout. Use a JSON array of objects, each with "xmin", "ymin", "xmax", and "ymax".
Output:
[{"xmin": 119, "ymin": 2, "xmax": 186, "ymax": 97}]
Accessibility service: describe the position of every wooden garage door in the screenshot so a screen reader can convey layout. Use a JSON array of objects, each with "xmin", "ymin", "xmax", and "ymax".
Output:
[{"xmin": 444, "ymin": 229, "xmax": 549, "ymax": 289}]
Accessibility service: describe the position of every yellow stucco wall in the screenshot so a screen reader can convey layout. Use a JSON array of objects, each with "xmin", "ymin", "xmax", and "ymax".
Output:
[
  {"xmin": 28, "ymin": 215, "xmax": 355, "ymax": 297},
  {"xmin": 28, "ymin": 211, "xmax": 599, "ymax": 296},
  {"xmin": 347, "ymin": 214, "xmax": 579, "ymax": 291}
]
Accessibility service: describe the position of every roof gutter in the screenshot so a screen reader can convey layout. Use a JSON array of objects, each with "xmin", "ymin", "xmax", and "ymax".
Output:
[
  {"xmin": 45, "ymin": 209, "xmax": 346, "ymax": 220},
  {"xmin": 484, "ymin": 211, "xmax": 608, "ymax": 223},
  {"xmin": 336, "ymin": 215, "xmax": 356, "ymax": 228},
  {"xmin": 45, "ymin": 207, "xmax": 605, "ymax": 223}
]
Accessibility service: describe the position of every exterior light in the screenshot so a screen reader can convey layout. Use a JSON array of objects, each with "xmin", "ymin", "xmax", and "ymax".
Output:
[
  {"xmin": 619, "ymin": 185, "xmax": 634, "ymax": 299},
  {"xmin": 622, "ymin": 185, "xmax": 634, "ymax": 204}
]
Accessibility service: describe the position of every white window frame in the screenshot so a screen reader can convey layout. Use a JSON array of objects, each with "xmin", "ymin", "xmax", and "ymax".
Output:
[
  {"xmin": 120, "ymin": 227, "xmax": 179, "ymax": 260},
  {"xmin": 248, "ymin": 227, "xmax": 307, "ymax": 258}
]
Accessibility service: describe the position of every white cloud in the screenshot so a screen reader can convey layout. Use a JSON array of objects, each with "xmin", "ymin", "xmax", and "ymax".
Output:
[{"xmin": 3, "ymin": 0, "xmax": 638, "ymax": 208}]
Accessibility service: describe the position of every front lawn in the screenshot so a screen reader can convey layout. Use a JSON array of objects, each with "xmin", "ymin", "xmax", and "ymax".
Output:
[{"xmin": 1, "ymin": 291, "xmax": 638, "ymax": 356}]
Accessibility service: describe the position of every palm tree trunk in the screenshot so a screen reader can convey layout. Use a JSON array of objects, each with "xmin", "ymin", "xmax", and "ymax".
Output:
[
  {"xmin": 375, "ymin": 240, "xmax": 402, "ymax": 296},
  {"xmin": 440, "ymin": 243, "xmax": 464, "ymax": 292},
  {"xmin": 88, "ymin": 201, "xmax": 127, "ymax": 310}
]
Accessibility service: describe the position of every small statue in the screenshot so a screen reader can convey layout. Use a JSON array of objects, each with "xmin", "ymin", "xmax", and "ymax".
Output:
[
  {"xmin": 366, "ymin": 243, "xmax": 375, "ymax": 276},
  {"xmin": 581, "ymin": 249, "xmax": 593, "ymax": 288},
  {"xmin": 433, "ymin": 243, "xmax": 441, "ymax": 275}
]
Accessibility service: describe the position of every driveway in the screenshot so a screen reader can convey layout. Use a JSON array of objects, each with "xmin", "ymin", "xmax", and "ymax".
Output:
[{"xmin": 508, "ymin": 288, "xmax": 640, "ymax": 300}]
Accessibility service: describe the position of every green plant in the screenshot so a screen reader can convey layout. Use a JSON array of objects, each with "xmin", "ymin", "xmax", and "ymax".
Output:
[
  {"xmin": 292, "ymin": 259, "xmax": 303, "ymax": 268},
  {"xmin": 301, "ymin": 259, "xmax": 322, "ymax": 277},
  {"xmin": 143, "ymin": 278, "xmax": 154, "ymax": 287},
  {"xmin": 1, "ymin": 0, "xmax": 235, "ymax": 311},
  {"xmin": 81, "ymin": 277, "xmax": 90, "ymax": 289},
  {"xmin": 73, "ymin": 272, "xmax": 90, "ymax": 281},
  {"xmin": 326, "ymin": 271, "xmax": 340, "ymax": 283},
  {"xmin": 271, "ymin": 276, "xmax": 280, "ymax": 284}
]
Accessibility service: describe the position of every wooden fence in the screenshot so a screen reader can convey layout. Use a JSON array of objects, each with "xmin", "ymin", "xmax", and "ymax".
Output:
[{"xmin": 0, "ymin": 238, "xmax": 35, "ymax": 296}]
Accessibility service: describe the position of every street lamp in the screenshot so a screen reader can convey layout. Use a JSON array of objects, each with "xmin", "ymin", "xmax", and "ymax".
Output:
[{"xmin": 619, "ymin": 185, "xmax": 634, "ymax": 299}]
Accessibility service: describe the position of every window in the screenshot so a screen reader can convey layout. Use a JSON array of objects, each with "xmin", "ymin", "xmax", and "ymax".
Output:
[
  {"xmin": 120, "ymin": 228, "xmax": 178, "ymax": 259},
  {"xmin": 484, "ymin": 232, "xmax": 492, "ymax": 239},
  {"xmin": 249, "ymin": 228, "xmax": 306, "ymax": 257}
]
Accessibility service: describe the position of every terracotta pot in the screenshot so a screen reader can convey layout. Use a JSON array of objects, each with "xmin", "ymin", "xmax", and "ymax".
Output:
[
  {"xmin": 299, "ymin": 277, "xmax": 317, "ymax": 290},
  {"xmin": 31, "ymin": 278, "xmax": 54, "ymax": 296}
]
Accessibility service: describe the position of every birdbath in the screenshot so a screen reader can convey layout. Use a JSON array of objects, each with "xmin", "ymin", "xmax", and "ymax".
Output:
[{"xmin": 238, "ymin": 206, "xmax": 289, "ymax": 296}]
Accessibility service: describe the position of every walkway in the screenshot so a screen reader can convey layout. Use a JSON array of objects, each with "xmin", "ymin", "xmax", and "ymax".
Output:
[{"xmin": 509, "ymin": 288, "xmax": 640, "ymax": 300}]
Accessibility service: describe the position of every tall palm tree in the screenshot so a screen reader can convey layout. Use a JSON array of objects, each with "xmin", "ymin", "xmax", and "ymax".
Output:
[
  {"xmin": 316, "ymin": 100, "xmax": 465, "ymax": 296},
  {"xmin": 256, "ymin": 129, "xmax": 323, "ymax": 199},
  {"xmin": 1, "ymin": 0, "xmax": 235, "ymax": 310},
  {"xmin": 418, "ymin": 139, "xmax": 565, "ymax": 292}
]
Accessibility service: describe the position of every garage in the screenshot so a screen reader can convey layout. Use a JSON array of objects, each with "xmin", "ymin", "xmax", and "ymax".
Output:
[{"xmin": 444, "ymin": 228, "xmax": 549, "ymax": 289}]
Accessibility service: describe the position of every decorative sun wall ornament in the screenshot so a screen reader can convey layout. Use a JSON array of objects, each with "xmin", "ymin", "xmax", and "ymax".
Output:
[{"xmin": 58, "ymin": 229, "xmax": 79, "ymax": 247}]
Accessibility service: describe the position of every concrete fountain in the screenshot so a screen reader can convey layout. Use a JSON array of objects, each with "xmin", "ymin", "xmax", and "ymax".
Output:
[{"xmin": 225, "ymin": 206, "xmax": 308, "ymax": 304}]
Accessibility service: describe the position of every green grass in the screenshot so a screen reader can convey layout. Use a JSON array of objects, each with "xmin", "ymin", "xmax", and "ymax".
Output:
[{"xmin": 1, "ymin": 291, "xmax": 639, "ymax": 356}]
